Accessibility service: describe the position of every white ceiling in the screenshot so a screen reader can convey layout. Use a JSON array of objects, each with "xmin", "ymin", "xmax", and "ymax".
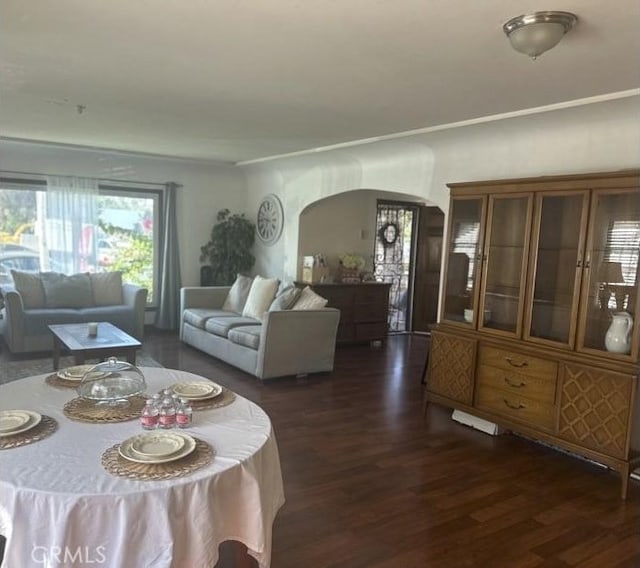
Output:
[{"xmin": 1, "ymin": 1, "xmax": 639, "ymax": 164}]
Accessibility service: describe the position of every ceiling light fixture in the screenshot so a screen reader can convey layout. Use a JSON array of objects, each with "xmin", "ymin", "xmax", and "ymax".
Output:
[{"xmin": 503, "ymin": 11, "xmax": 577, "ymax": 60}]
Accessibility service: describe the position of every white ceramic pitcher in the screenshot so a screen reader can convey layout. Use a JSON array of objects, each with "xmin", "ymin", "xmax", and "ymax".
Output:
[{"xmin": 605, "ymin": 311, "xmax": 633, "ymax": 354}]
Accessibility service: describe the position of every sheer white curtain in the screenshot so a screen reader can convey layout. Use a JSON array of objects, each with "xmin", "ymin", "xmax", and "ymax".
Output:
[{"xmin": 44, "ymin": 176, "xmax": 99, "ymax": 274}]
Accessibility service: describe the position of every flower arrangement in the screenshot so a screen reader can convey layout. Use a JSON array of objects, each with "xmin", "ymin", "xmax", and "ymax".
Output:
[{"xmin": 339, "ymin": 253, "xmax": 366, "ymax": 271}]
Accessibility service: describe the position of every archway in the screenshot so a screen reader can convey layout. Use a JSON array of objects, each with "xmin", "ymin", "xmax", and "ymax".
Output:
[{"xmin": 297, "ymin": 188, "xmax": 444, "ymax": 332}]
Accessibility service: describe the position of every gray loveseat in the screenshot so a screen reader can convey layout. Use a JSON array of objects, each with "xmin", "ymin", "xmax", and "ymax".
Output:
[
  {"xmin": 0, "ymin": 271, "xmax": 147, "ymax": 353},
  {"xmin": 180, "ymin": 286, "xmax": 340, "ymax": 380}
]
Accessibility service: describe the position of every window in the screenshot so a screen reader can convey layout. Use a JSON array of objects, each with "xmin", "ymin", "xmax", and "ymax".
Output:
[{"xmin": 0, "ymin": 180, "xmax": 160, "ymax": 305}]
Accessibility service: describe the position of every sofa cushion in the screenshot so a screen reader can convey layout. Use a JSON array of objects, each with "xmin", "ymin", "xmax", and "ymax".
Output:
[
  {"xmin": 222, "ymin": 274, "xmax": 254, "ymax": 313},
  {"xmin": 269, "ymin": 285, "xmax": 301, "ymax": 311},
  {"xmin": 291, "ymin": 286, "xmax": 328, "ymax": 310},
  {"xmin": 90, "ymin": 272, "xmax": 124, "ymax": 306},
  {"xmin": 228, "ymin": 325, "xmax": 262, "ymax": 351},
  {"xmin": 242, "ymin": 275, "xmax": 279, "ymax": 320},
  {"xmin": 183, "ymin": 308, "xmax": 239, "ymax": 329},
  {"xmin": 41, "ymin": 272, "xmax": 93, "ymax": 308},
  {"xmin": 204, "ymin": 316, "xmax": 260, "ymax": 338},
  {"xmin": 23, "ymin": 308, "xmax": 86, "ymax": 336},
  {"xmin": 11, "ymin": 270, "xmax": 45, "ymax": 309}
]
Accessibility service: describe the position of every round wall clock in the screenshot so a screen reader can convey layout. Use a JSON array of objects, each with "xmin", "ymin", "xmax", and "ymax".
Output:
[{"xmin": 256, "ymin": 194, "xmax": 284, "ymax": 245}]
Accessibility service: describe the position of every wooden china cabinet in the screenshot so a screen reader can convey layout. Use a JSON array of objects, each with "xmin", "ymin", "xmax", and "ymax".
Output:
[{"xmin": 425, "ymin": 170, "xmax": 640, "ymax": 498}]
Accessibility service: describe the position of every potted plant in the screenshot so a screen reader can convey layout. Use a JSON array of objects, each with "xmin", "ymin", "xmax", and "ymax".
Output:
[{"xmin": 199, "ymin": 209, "xmax": 256, "ymax": 285}]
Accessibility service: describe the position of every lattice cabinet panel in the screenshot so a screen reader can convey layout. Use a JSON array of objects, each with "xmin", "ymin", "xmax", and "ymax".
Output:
[
  {"xmin": 427, "ymin": 331, "xmax": 477, "ymax": 405},
  {"xmin": 558, "ymin": 363, "xmax": 633, "ymax": 459}
]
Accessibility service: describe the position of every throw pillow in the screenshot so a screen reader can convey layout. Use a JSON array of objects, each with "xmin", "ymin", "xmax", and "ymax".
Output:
[
  {"xmin": 10, "ymin": 270, "xmax": 46, "ymax": 309},
  {"xmin": 41, "ymin": 272, "xmax": 93, "ymax": 308},
  {"xmin": 269, "ymin": 285, "xmax": 301, "ymax": 311},
  {"xmin": 90, "ymin": 271, "xmax": 124, "ymax": 306},
  {"xmin": 242, "ymin": 275, "xmax": 279, "ymax": 320},
  {"xmin": 223, "ymin": 274, "xmax": 254, "ymax": 313},
  {"xmin": 291, "ymin": 286, "xmax": 328, "ymax": 310}
]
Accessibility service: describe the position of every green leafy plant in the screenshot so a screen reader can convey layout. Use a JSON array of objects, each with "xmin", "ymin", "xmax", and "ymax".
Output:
[
  {"xmin": 100, "ymin": 221, "xmax": 154, "ymax": 301},
  {"xmin": 199, "ymin": 209, "xmax": 256, "ymax": 285}
]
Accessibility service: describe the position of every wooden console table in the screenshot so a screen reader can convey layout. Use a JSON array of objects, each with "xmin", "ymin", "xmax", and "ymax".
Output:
[{"xmin": 297, "ymin": 282, "xmax": 391, "ymax": 344}]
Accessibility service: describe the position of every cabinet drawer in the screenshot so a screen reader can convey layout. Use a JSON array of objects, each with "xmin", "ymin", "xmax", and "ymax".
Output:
[
  {"xmin": 323, "ymin": 297, "xmax": 355, "ymax": 310},
  {"xmin": 477, "ymin": 365, "xmax": 556, "ymax": 404},
  {"xmin": 354, "ymin": 285, "xmax": 389, "ymax": 305},
  {"xmin": 336, "ymin": 306, "xmax": 354, "ymax": 322},
  {"xmin": 478, "ymin": 346, "xmax": 557, "ymax": 379},
  {"xmin": 354, "ymin": 303, "xmax": 387, "ymax": 322},
  {"xmin": 336, "ymin": 324, "xmax": 355, "ymax": 343},
  {"xmin": 355, "ymin": 322, "xmax": 387, "ymax": 341},
  {"xmin": 314, "ymin": 286, "xmax": 355, "ymax": 306},
  {"xmin": 476, "ymin": 385, "xmax": 555, "ymax": 430}
]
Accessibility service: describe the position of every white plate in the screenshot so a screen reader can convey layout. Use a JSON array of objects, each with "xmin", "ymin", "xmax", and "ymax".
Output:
[
  {"xmin": 129, "ymin": 432, "xmax": 186, "ymax": 458},
  {"xmin": 0, "ymin": 410, "xmax": 42, "ymax": 437},
  {"xmin": 119, "ymin": 432, "xmax": 196, "ymax": 464},
  {"xmin": 172, "ymin": 381, "xmax": 222, "ymax": 400},
  {"xmin": 57, "ymin": 365, "xmax": 108, "ymax": 382},
  {"xmin": 0, "ymin": 410, "xmax": 31, "ymax": 433}
]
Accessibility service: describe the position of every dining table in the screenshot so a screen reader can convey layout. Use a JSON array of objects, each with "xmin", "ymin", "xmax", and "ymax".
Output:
[{"xmin": 0, "ymin": 367, "xmax": 285, "ymax": 568}]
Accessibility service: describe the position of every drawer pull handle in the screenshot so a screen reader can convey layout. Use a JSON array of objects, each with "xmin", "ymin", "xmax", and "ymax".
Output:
[
  {"xmin": 503, "ymin": 399, "xmax": 525, "ymax": 410},
  {"xmin": 504, "ymin": 377, "xmax": 526, "ymax": 388},
  {"xmin": 505, "ymin": 357, "xmax": 528, "ymax": 368}
]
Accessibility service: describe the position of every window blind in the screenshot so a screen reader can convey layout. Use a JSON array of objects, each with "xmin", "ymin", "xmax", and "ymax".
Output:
[{"xmin": 605, "ymin": 220, "xmax": 640, "ymax": 284}]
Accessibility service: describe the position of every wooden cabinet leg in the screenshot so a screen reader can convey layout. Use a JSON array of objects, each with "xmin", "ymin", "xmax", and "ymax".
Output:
[{"xmin": 620, "ymin": 464, "xmax": 630, "ymax": 500}]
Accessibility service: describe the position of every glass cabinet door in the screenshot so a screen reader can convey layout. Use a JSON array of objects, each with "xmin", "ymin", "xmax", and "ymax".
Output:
[
  {"xmin": 478, "ymin": 194, "xmax": 532, "ymax": 336},
  {"xmin": 525, "ymin": 192, "xmax": 589, "ymax": 348},
  {"xmin": 578, "ymin": 188, "xmax": 640, "ymax": 359},
  {"xmin": 441, "ymin": 197, "xmax": 485, "ymax": 325}
]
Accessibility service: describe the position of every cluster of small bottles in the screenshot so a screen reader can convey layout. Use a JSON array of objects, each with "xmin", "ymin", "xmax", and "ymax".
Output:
[{"xmin": 140, "ymin": 389, "xmax": 192, "ymax": 430}]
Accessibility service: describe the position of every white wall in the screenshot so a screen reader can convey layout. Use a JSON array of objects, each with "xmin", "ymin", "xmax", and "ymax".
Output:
[
  {"xmin": 0, "ymin": 140, "xmax": 247, "ymax": 287},
  {"xmin": 243, "ymin": 95, "xmax": 640, "ymax": 281},
  {"xmin": 299, "ymin": 190, "xmax": 376, "ymax": 278}
]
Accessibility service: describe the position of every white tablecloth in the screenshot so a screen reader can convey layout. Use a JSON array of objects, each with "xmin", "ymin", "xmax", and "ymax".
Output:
[{"xmin": 0, "ymin": 368, "xmax": 285, "ymax": 568}]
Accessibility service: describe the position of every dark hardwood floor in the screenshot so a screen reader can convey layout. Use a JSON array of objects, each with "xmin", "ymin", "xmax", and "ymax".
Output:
[
  {"xmin": 3, "ymin": 329, "xmax": 638, "ymax": 567},
  {"xmin": 139, "ymin": 329, "xmax": 640, "ymax": 568}
]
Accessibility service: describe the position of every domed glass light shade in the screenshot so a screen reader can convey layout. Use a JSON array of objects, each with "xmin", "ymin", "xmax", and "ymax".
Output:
[{"xmin": 503, "ymin": 11, "xmax": 577, "ymax": 60}]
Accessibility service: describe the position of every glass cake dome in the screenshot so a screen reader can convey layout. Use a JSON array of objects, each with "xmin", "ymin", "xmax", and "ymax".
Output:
[{"xmin": 77, "ymin": 357, "xmax": 147, "ymax": 405}]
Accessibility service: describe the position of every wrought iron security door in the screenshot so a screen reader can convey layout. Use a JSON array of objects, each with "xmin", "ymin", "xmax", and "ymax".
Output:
[{"xmin": 373, "ymin": 201, "xmax": 418, "ymax": 332}]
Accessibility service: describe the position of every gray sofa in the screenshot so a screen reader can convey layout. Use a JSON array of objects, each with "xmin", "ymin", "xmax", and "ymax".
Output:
[
  {"xmin": 0, "ymin": 271, "xmax": 147, "ymax": 353},
  {"xmin": 180, "ymin": 286, "xmax": 340, "ymax": 380}
]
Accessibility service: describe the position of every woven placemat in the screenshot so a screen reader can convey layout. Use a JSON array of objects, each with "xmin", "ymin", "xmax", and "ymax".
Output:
[
  {"xmin": 63, "ymin": 395, "xmax": 147, "ymax": 423},
  {"xmin": 45, "ymin": 373, "xmax": 82, "ymax": 390},
  {"xmin": 0, "ymin": 415, "xmax": 58, "ymax": 450},
  {"xmin": 101, "ymin": 437, "xmax": 214, "ymax": 480},
  {"xmin": 189, "ymin": 388, "xmax": 236, "ymax": 411}
]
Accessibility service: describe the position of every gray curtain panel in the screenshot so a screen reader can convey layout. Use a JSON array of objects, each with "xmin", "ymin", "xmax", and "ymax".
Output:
[{"xmin": 155, "ymin": 182, "xmax": 182, "ymax": 330}]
